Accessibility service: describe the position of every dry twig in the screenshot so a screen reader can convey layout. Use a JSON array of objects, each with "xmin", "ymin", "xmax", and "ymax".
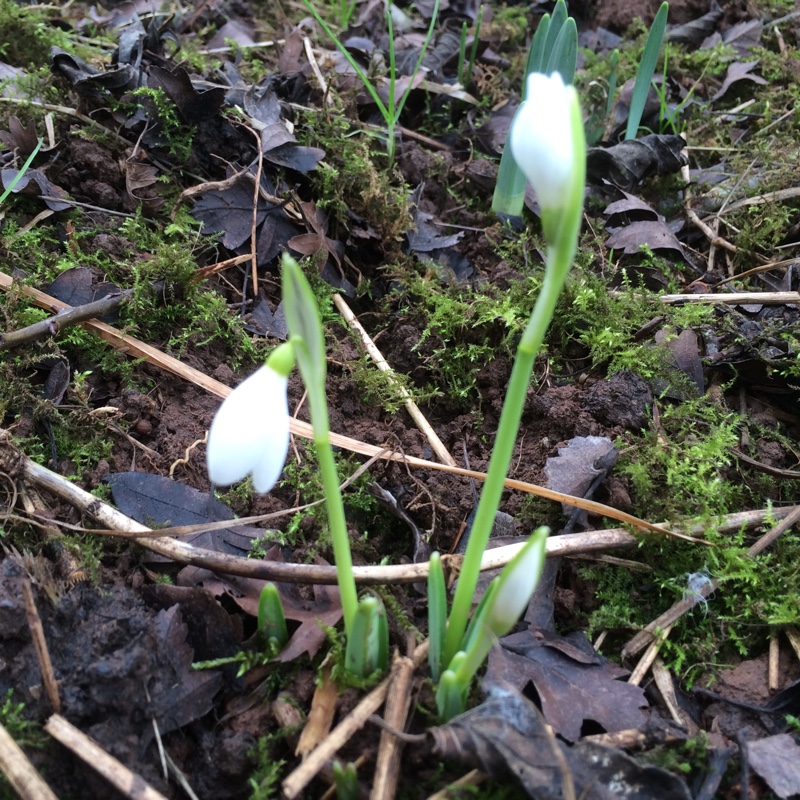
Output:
[
  {"xmin": 45, "ymin": 715, "xmax": 168, "ymax": 800},
  {"xmin": 0, "ymin": 721, "xmax": 58, "ymax": 800}
]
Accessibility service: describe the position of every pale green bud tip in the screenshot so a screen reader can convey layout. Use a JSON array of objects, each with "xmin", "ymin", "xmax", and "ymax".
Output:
[
  {"xmin": 266, "ymin": 341, "xmax": 295, "ymax": 377},
  {"xmin": 206, "ymin": 364, "xmax": 291, "ymax": 494},
  {"xmin": 281, "ymin": 251, "xmax": 300, "ymax": 271},
  {"xmin": 508, "ymin": 72, "xmax": 584, "ymax": 217}
]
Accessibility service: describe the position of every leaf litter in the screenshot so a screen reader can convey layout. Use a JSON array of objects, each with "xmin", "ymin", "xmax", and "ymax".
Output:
[{"xmin": 0, "ymin": 0, "xmax": 798, "ymax": 796}]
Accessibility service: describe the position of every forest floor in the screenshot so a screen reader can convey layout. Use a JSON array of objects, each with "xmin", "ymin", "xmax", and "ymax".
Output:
[{"xmin": 0, "ymin": 0, "xmax": 799, "ymax": 796}]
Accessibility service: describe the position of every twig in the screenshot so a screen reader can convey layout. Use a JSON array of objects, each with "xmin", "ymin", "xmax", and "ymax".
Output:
[
  {"xmin": 658, "ymin": 291, "xmax": 800, "ymax": 306},
  {"xmin": 785, "ymin": 627, "xmax": 800, "ymax": 662},
  {"xmin": 0, "ymin": 720, "xmax": 58, "ymax": 800},
  {"xmin": 333, "ymin": 293, "xmax": 456, "ymax": 467},
  {"xmin": 13, "ymin": 435, "xmax": 638, "ymax": 582},
  {"xmin": 282, "ymin": 642, "xmax": 428, "ymax": 800},
  {"xmin": 45, "ymin": 715, "xmax": 169, "ymax": 800},
  {"xmin": 627, "ymin": 623, "xmax": 673, "ymax": 686},
  {"xmin": 5, "ymin": 426, "xmax": 792, "ymax": 585},
  {"xmin": 371, "ymin": 653, "xmax": 416, "ymax": 800},
  {"xmin": 768, "ymin": 634, "xmax": 780, "ymax": 691},
  {"xmin": 304, "ymin": 36, "xmax": 334, "ymax": 106},
  {"xmin": 0, "ymin": 267, "xmax": 687, "ymax": 539},
  {"xmin": 622, "ymin": 505, "xmax": 800, "ymax": 659},
  {"xmin": 426, "ymin": 771, "xmax": 487, "ymax": 799},
  {"xmin": 21, "ymin": 580, "xmax": 60, "ymax": 713},
  {"xmin": 718, "ymin": 185, "xmax": 800, "ymax": 214},
  {"xmin": 245, "ymin": 123, "xmax": 263, "ymax": 296},
  {"xmin": 0, "ymin": 290, "xmax": 131, "ymax": 351}
]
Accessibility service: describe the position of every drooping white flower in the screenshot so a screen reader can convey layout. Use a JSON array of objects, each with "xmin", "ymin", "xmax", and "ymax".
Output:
[
  {"xmin": 509, "ymin": 72, "xmax": 585, "ymax": 251},
  {"xmin": 484, "ymin": 526, "xmax": 548, "ymax": 635},
  {"xmin": 206, "ymin": 345, "xmax": 294, "ymax": 494}
]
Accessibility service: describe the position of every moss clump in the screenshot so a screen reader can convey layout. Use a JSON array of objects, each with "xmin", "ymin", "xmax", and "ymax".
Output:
[{"xmin": 0, "ymin": 0, "xmax": 65, "ymax": 68}]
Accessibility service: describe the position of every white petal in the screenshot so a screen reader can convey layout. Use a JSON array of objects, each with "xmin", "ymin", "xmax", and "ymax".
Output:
[
  {"xmin": 206, "ymin": 366, "xmax": 290, "ymax": 493},
  {"xmin": 487, "ymin": 536, "xmax": 546, "ymax": 634},
  {"xmin": 509, "ymin": 72, "xmax": 576, "ymax": 210}
]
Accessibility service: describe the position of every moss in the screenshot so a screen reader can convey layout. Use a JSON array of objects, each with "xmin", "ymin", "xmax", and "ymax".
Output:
[{"xmin": 0, "ymin": 0, "xmax": 66, "ymax": 68}]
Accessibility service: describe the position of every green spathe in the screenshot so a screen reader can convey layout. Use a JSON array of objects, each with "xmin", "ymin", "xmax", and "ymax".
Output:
[{"xmin": 265, "ymin": 340, "xmax": 296, "ymax": 378}]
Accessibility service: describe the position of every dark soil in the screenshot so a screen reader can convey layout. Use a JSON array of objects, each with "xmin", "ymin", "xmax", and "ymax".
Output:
[{"xmin": 1, "ymin": 0, "xmax": 799, "ymax": 797}]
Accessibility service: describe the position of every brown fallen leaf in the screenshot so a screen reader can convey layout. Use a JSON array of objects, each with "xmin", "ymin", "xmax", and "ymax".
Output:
[
  {"xmin": 485, "ymin": 628, "xmax": 648, "ymax": 741},
  {"xmin": 429, "ymin": 685, "xmax": 692, "ymax": 799},
  {"xmin": 746, "ymin": 734, "xmax": 800, "ymax": 799},
  {"xmin": 605, "ymin": 219, "xmax": 686, "ymax": 257}
]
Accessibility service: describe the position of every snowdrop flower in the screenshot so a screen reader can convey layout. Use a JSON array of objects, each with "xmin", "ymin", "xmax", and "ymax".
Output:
[
  {"xmin": 206, "ymin": 343, "xmax": 294, "ymax": 494},
  {"xmin": 484, "ymin": 526, "xmax": 548, "ymax": 635},
  {"xmin": 509, "ymin": 72, "xmax": 585, "ymax": 254}
]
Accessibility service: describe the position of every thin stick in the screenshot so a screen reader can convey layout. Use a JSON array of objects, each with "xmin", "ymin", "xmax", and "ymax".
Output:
[
  {"xmin": 45, "ymin": 715, "xmax": 169, "ymax": 800},
  {"xmin": 651, "ymin": 657, "xmax": 686, "ymax": 726},
  {"xmin": 768, "ymin": 634, "xmax": 780, "ymax": 691},
  {"xmin": 718, "ymin": 185, "xmax": 800, "ymax": 214},
  {"xmin": 21, "ymin": 581, "xmax": 60, "ymax": 714},
  {"xmin": 0, "ymin": 272, "xmax": 684, "ymax": 538},
  {"xmin": 333, "ymin": 293, "xmax": 456, "ymax": 467},
  {"xmin": 622, "ymin": 505, "xmax": 800, "ymax": 659},
  {"xmin": 628, "ymin": 624, "xmax": 673, "ymax": 686},
  {"xmin": 0, "ymin": 290, "xmax": 131, "ymax": 351},
  {"xmin": 6, "ymin": 429, "xmax": 792, "ymax": 584},
  {"xmin": 784, "ymin": 627, "xmax": 800, "ymax": 662},
  {"xmin": 425, "ymin": 771, "xmax": 486, "ymax": 799},
  {"xmin": 371, "ymin": 654, "xmax": 416, "ymax": 800},
  {"xmin": 246, "ymin": 123, "xmax": 263, "ymax": 296},
  {"xmin": 658, "ymin": 291, "xmax": 800, "ymax": 306},
  {"xmin": 0, "ymin": 720, "xmax": 59, "ymax": 800},
  {"xmin": 282, "ymin": 642, "xmax": 428, "ymax": 800},
  {"xmin": 16, "ymin": 438, "xmax": 638, "ymax": 582}
]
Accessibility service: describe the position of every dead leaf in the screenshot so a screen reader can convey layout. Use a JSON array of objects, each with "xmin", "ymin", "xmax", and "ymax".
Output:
[
  {"xmin": 105, "ymin": 472, "xmax": 263, "ymax": 555},
  {"xmin": 185, "ymin": 548, "xmax": 343, "ymax": 663},
  {"xmin": 192, "ymin": 177, "xmax": 268, "ymax": 250},
  {"xmin": 711, "ymin": 60, "xmax": 768, "ymax": 103},
  {"xmin": 206, "ymin": 19, "xmax": 256, "ymax": 50},
  {"xmin": 245, "ymin": 294, "xmax": 289, "ymax": 339},
  {"xmin": 666, "ymin": 2, "xmax": 723, "ymax": 46},
  {"xmin": 288, "ymin": 200, "xmax": 344, "ymax": 269},
  {"xmin": 544, "ymin": 436, "xmax": 617, "ymax": 525},
  {"xmin": 50, "ymin": 46, "xmax": 138, "ymax": 95},
  {"xmin": 243, "ymin": 87, "xmax": 325, "ymax": 173},
  {"xmin": 0, "ymin": 116, "xmax": 40, "ymax": 155},
  {"xmin": 429, "ymin": 685, "xmax": 690, "ymax": 799},
  {"xmin": 47, "ymin": 267, "xmax": 119, "ymax": 309},
  {"xmin": 149, "ymin": 66, "xmax": 226, "ymax": 123},
  {"xmin": 430, "ymin": 685, "xmax": 573, "ymax": 798},
  {"xmin": 587, "ymin": 134, "xmax": 686, "ymax": 192},
  {"xmin": 485, "ymin": 629, "xmax": 648, "ymax": 741},
  {"xmin": 145, "ymin": 584, "xmax": 242, "ymax": 661},
  {"xmin": 1, "ymin": 168, "xmax": 71, "ymax": 211},
  {"xmin": 603, "ymin": 191, "xmax": 659, "ymax": 221},
  {"xmin": 746, "ymin": 735, "xmax": 800, "ymax": 799},
  {"xmin": 654, "ymin": 328, "xmax": 704, "ymax": 396},
  {"xmin": 605, "ymin": 219, "xmax": 686, "ymax": 257},
  {"xmin": 144, "ymin": 605, "xmax": 224, "ymax": 742}
]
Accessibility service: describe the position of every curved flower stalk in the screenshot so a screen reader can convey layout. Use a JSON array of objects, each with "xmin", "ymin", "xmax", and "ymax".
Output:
[
  {"xmin": 441, "ymin": 70, "xmax": 585, "ymax": 673},
  {"xmin": 206, "ymin": 342, "xmax": 295, "ymax": 493}
]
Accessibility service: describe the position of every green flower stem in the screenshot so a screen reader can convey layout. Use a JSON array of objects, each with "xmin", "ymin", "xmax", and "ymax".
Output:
[
  {"xmin": 441, "ymin": 249, "xmax": 570, "ymax": 667},
  {"xmin": 310, "ymin": 401, "xmax": 359, "ymax": 636}
]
